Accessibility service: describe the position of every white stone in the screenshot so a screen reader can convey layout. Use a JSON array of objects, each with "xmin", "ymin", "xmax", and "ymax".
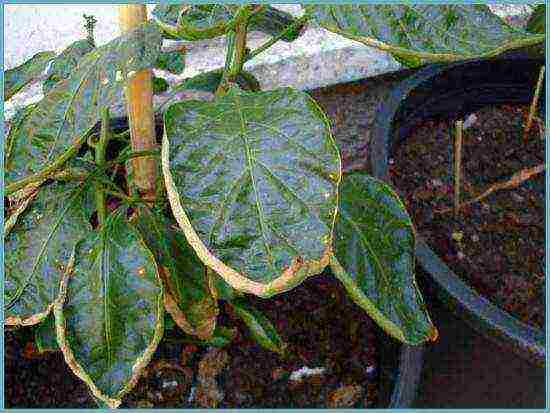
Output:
[{"xmin": 289, "ymin": 366, "xmax": 326, "ymax": 382}]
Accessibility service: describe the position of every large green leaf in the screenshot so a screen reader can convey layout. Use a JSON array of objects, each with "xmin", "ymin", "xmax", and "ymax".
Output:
[
  {"xmin": 306, "ymin": 5, "xmax": 545, "ymax": 65},
  {"xmin": 134, "ymin": 207, "xmax": 219, "ymax": 340},
  {"xmin": 152, "ymin": 4, "xmax": 299, "ymax": 42},
  {"xmin": 155, "ymin": 49, "xmax": 186, "ymax": 75},
  {"xmin": 230, "ymin": 299, "xmax": 287, "ymax": 355},
  {"xmin": 152, "ymin": 4, "xmax": 237, "ymax": 40},
  {"xmin": 249, "ymin": 6, "xmax": 305, "ymax": 42},
  {"xmin": 330, "ymin": 172, "xmax": 437, "ymax": 345},
  {"xmin": 4, "ymin": 180, "xmax": 95, "ymax": 327},
  {"xmin": 4, "ymin": 51, "xmax": 56, "ymax": 100},
  {"xmin": 43, "ymin": 39, "xmax": 95, "ymax": 94},
  {"xmin": 53, "ymin": 210, "xmax": 163, "ymax": 408},
  {"xmin": 162, "ymin": 86, "xmax": 341, "ymax": 298},
  {"xmin": 4, "ymin": 104, "xmax": 36, "ymax": 170},
  {"xmin": 527, "ymin": 5, "xmax": 545, "ymax": 34},
  {"xmin": 5, "ymin": 22, "xmax": 162, "ymax": 195}
]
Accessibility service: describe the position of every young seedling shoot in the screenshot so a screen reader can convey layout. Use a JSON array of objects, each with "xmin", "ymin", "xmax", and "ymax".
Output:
[
  {"xmin": 83, "ymin": 14, "xmax": 97, "ymax": 46},
  {"xmin": 523, "ymin": 65, "xmax": 545, "ymax": 141},
  {"xmin": 453, "ymin": 119, "xmax": 464, "ymax": 219}
]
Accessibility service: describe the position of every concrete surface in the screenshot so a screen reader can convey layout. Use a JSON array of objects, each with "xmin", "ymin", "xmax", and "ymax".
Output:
[{"xmin": 3, "ymin": 4, "xmax": 535, "ymax": 119}]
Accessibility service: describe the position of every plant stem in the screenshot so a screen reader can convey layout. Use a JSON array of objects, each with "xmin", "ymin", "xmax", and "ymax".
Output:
[
  {"xmin": 230, "ymin": 21, "xmax": 248, "ymax": 79},
  {"xmin": 103, "ymin": 188, "xmax": 144, "ymax": 205},
  {"xmin": 246, "ymin": 15, "xmax": 309, "ymax": 62},
  {"xmin": 453, "ymin": 120, "xmax": 463, "ymax": 219},
  {"xmin": 118, "ymin": 4, "xmax": 157, "ymax": 201},
  {"xmin": 6, "ymin": 138, "xmax": 86, "ymax": 196},
  {"xmin": 524, "ymin": 65, "xmax": 545, "ymax": 141},
  {"xmin": 216, "ymin": 5, "xmax": 255, "ymax": 96},
  {"xmin": 215, "ymin": 31, "xmax": 236, "ymax": 96}
]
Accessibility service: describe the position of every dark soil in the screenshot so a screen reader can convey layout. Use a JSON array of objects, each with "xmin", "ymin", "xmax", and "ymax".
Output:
[
  {"xmin": 5, "ymin": 273, "xmax": 380, "ymax": 408},
  {"xmin": 391, "ymin": 104, "xmax": 545, "ymax": 329},
  {"xmin": 4, "ymin": 331, "xmax": 96, "ymax": 408},
  {"xmin": 219, "ymin": 273, "xmax": 379, "ymax": 408}
]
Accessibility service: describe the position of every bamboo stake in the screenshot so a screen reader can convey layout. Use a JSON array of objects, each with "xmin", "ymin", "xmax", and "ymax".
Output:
[
  {"xmin": 453, "ymin": 120, "xmax": 463, "ymax": 218},
  {"xmin": 524, "ymin": 65, "xmax": 545, "ymax": 142},
  {"xmin": 118, "ymin": 5, "xmax": 157, "ymax": 200}
]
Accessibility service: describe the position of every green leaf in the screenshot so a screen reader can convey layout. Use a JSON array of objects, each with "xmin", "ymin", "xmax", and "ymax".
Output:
[
  {"xmin": 306, "ymin": 5, "xmax": 545, "ymax": 65},
  {"xmin": 162, "ymin": 86, "xmax": 341, "ymax": 298},
  {"xmin": 249, "ymin": 6, "xmax": 305, "ymax": 42},
  {"xmin": 35, "ymin": 314, "xmax": 59, "ymax": 353},
  {"xmin": 134, "ymin": 207, "xmax": 219, "ymax": 340},
  {"xmin": 204, "ymin": 326, "xmax": 237, "ymax": 348},
  {"xmin": 5, "ymin": 22, "xmax": 162, "ymax": 194},
  {"xmin": 5, "ymin": 104, "xmax": 36, "ymax": 169},
  {"xmin": 527, "ymin": 5, "xmax": 545, "ymax": 34},
  {"xmin": 208, "ymin": 268, "xmax": 243, "ymax": 302},
  {"xmin": 152, "ymin": 4, "xmax": 237, "ymax": 41},
  {"xmin": 330, "ymin": 172, "xmax": 437, "ymax": 345},
  {"xmin": 4, "ymin": 51, "xmax": 55, "ymax": 100},
  {"xmin": 153, "ymin": 76, "xmax": 169, "ymax": 95},
  {"xmin": 43, "ymin": 39, "xmax": 95, "ymax": 94},
  {"xmin": 155, "ymin": 49, "xmax": 186, "ymax": 75},
  {"xmin": 4, "ymin": 182, "xmax": 41, "ymax": 238},
  {"xmin": 5, "ymin": 180, "xmax": 95, "ymax": 327},
  {"xmin": 230, "ymin": 299, "xmax": 287, "ymax": 355},
  {"xmin": 53, "ymin": 210, "xmax": 164, "ymax": 409}
]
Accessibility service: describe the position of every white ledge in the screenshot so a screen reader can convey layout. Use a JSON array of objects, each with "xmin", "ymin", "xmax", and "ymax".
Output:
[{"xmin": 3, "ymin": 4, "xmax": 533, "ymax": 120}]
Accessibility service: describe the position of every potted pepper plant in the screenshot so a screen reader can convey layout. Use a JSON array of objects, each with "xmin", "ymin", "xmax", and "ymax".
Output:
[{"xmin": 4, "ymin": 4, "xmax": 544, "ymax": 408}]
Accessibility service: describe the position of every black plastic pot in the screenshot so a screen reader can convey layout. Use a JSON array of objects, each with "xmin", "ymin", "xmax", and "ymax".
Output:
[{"xmin": 371, "ymin": 57, "xmax": 545, "ymax": 367}]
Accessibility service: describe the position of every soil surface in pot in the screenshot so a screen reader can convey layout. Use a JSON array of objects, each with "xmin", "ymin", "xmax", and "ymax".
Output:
[
  {"xmin": 5, "ymin": 273, "xmax": 381, "ymax": 408},
  {"xmin": 391, "ymin": 104, "xmax": 545, "ymax": 329}
]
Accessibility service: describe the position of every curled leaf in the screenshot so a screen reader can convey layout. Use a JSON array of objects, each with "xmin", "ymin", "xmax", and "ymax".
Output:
[
  {"xmin": 43, "ymin": 39, "xmax": 95, "ymax": 94},
  {"xmin": 6, "ymin": 22, "xmax": 162, "ymax": 194},
  {"xmin": 330, "ymin": 172, "xmax": 437, "ymax": 345},
  {"xmin": 134, "ymin": 207, "xmax": 218, "ymax": 340},
  {"xmin": 230, "ymin": 299, "xmax": 287, "ymax": 355},
  {"xmin": 307, "ymin": 5, "xmax": 545, "ymax": 66},
  {"xmin": 5, "ymin": 51, "xmax": 55, "ymax": 100},
  {"xmin": 53, "ymin": 211, "xmax": 164, "ymax": 408},
  {"xmin": 5, "ymin": 181, "xmax": 95, "ymax": 327}
]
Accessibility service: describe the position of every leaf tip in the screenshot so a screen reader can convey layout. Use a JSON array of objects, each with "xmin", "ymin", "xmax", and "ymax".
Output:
[{"xmin": 429, "ymin": 325, "xmax": 439, "ymax": 343}]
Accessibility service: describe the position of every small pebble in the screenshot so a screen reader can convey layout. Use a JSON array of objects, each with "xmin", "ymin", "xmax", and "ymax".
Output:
[
  {"xmin": 452, "ymin": 231, "xmax": 464, "ymax": 242},
  {"xmin": 327, "ymin": 384, "xmax": 363, "ymax": 408},
  {"xmin": 463, "ymin": 113, "xmax": 478, "ymax": 130},
  {"xmin": 289, "ymin": 366, "xmax": 326, "ymax": 383},
  {"xmin": 136, "ymin": 400, "xmax": 154, "ymax": 408},
  {"xmin": 272, "ymin": 367, "xmax": 286, "ymax": 381},
  {"xmin": 510, "ymin": 192, "xmax": 525, "ymax": 203},
  {"xmin": 430, "ymin": 178, "xmax": 444, "ymax": 187}
]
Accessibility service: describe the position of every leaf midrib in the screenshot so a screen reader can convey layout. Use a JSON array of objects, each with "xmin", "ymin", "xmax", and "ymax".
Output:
[{"xmin": 233, "ymin": 93, "xmax": 277, "ymax": 275}]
